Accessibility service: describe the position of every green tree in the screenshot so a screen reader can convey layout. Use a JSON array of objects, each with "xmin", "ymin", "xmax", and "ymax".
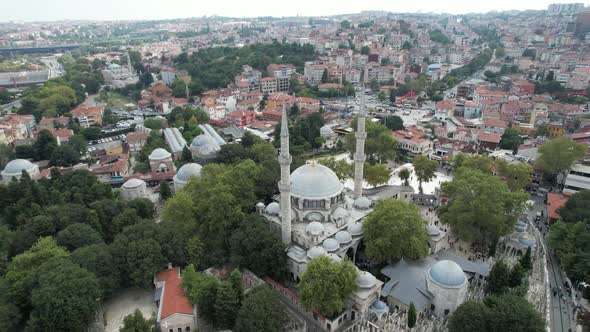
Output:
[
  {"xmin": 50, "ymin": 144, "xmax": 80, "ymax": 167},
  {"xmin": 214, "ymin": 280, "xmax": 240, "ymax": 329},
  {"xmin": 68, "ymin": 135, "xmax": 88, "ymax": 155},
  {"xmin": 0, "ymin": 277, "xmax": 21, "ymax": 332},
  {"xmin": 5, "ymin": 237, "xmax": 69, "ymax": 311},
  {"xmin": 181, "ymin": 146, "xmax": 193, "ymax": 163},
  {"xmin": 536, "ymin": 137, "xmax": 587, "ymax": 176},
  {"xmin": 229, "ymin": 216, "xmax": 287, "ymax": 279},
  {"xmin": 159, "ymin": 180, "xmax": 171, "ymax": 200},
  {"xmin": 548, "ymin": 221, "xmax": 590, "ymax": 280},
  {"xmin": 56, "ymin": 223, "xmax": 104, "ymax": 251},
  {"xmin": 383, "ymin": 115, "xmax": 404, "ymax": 131},
  {"xmin": 299, "ymin": 256, "xmax": 358, "ymax": 318},
  {"xmin": 448, "ymin": 301, "xmax": 490, "ymax": 332},
  {"xmin": 399, "ymin": 167, "xmax": 411, "ymax": 186},
  {"xmin": 439, "ymin": 168, "xmax": 528, "ymax": 248},
  {"xmin": 319, "ymin": 157, "xmax": 353, "ymax": 180},
  {"xmin": 557, "ymin": 190, "xmax": 590, "ymax": 224},
  {"xmin": 143, "ymin": 118, "xmax": 164, "ymax": 130},
  {"xmin": 364, "ymin": 162, "xmax": 390, "ymax": 188},
  {"xmin": 186, "ymin": 235, "xmax": 205, "ymax": 268},
  {"xmin": 71, "ymin": 243, "xmax": 120, "ymax": 297},
  {"xmin": 413, "ymin": 155, "xmax": 437, "ymax": 193},
  {"xmin": 484, "ymin": 294, "xmax": 544, "ymax": 331},
  {"xmin": 161, "ymin": 190, "xmax": 197, "ymax": 227},
  {"xmin": 509, "ymin": 262, "xmax": 525, "ymax": 288},
  {"xmin": 0, "ymin": 143, "xmax": 15, "ymax": 169},
  {"xmin": 486, "ymin": 260, "xmax": 511, "ymax": 295},
  {"xmin": 181, "ymin": 265, "xmax": 219, "ymax": 323},
  {"xmin": 408, "ymin": 302, "xmax": 417, "ymax": 329},
  {"xmin": 361, "ymin": 46, "xmax": 371, "ymax": 55},
  {"xmin": 499, "ymin": 128, "xmax": 522, "ymax": 151},
  {"xmin": 28, "ymin": 258, "xmax": 100, "ymax": 332},
  {"xmin": 341, "ymin": 20, "xmax": 351, "ymax": 29},
  {"xmin": 234, "ymin": 287, "xmax": 287, "ymax": 332},
  {"xmin": 33, "ymin": 129, "xmax": 57, "ymax": 161},
  {"xmin": 119, "ymin": 309, "xmax": 156, "ymax": 332},
  {"xmin": 363, "ymin": 199, "xmax": 429, "ymax": 263},
  {"xmin": 321, "ymin": 69, "xmax": 329, "ymax": 84},
  {"xmin": 495, "ymin": 160, "xmax": 532, "ymax": 192},
  {"xmin": 519, "ymin": 246, "xmax": 532, "ymax": 271}
]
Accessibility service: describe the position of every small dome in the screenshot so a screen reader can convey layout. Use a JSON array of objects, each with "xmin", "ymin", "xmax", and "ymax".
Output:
[
  {"xmin": 354, "ymin": 196, "xmax": 372, "ymax": 210},
  {"xmin": 326, "ymin": 253, "xmax": 342, "ymax": 262},
  {"xmin": 323, "ymin": 238, "xmax": 340, "ymax": 252},
  {"xmin": 335, "ymin": 230, "xmax": 352, "ymax": 244},
  {"xmin": 427, "ymin": 225, "xmax": 441, "ymax": 236},
  {"xmin": 348, "ymin": 223, "xmax": 363, "ymax": 236},
  {"xmin": 122, "ymin": 178, "xmax": 146, "ymax": 189},
  {"xmin": 307, "ymin": 246, "xmax": 327, "ymax": 259},
  {"xmin": 332, "ymin": 207, "xmax": 348, "ymax": 221},
  {"xmin": 371, "ymin": 300, "xmax": 387, "ymax": 311},
  {"xmin": 175, "ymin": 163, "xmax": 202, "ymax": 182},
  {"xmin": 256, "ymin": 202, "xmax": 265, "ymax": 208},
  {"xmin": 2, "ymin": 159, "xmax": 35, "ymax": 175},
  {"xmin": 290, "ymin": 163, "xmax": 342, "ymax": 198},
  {"xmin": 320, "ymin": 125, "xmax": 334, "ymax": 137},
  {"xmin": 265, "ymin": 202, "xmax": 280, "ymax": 215},
  {"xmin": 149, "ymin": 148, "xmax": 171, "ymax": 160},
  {"xmin": 429, "ymin": 260, "xmax": 466, "ymax": 288},
  {"xmin": 305, "ymin": 221, "xmax": 325, "ymax": 236},
  {"xmin": 191, "ymin": 135, "xmax": 221, "ymax": 157},
  {"xmin": 358, "ymin": 271, "xmax": 377, "ymax": 288}
]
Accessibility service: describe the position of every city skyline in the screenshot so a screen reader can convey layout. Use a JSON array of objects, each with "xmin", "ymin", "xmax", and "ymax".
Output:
[{"xmin": 2, "ymin": 0, "xmax": 590, "ymax": 22}]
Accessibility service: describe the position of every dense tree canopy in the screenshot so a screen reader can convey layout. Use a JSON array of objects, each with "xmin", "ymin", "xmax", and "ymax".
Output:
[
  {"xmin": 536, "ymin": 137, "xmax": 587, "ymax": 176},
  {"xmin": 557, "ymin": 190, "xmax": 590, "ymax": 224},
  {"xmin": 345, "ymin": 118, "xmax": 397, "ymax": 163},
  {"xmin": 119, "ymin": 309, "xmax": 156, "ymax": 332},
  {"xmin": 449, "ymin": 294, "xmax": 544, "ymax": 332},
  {"xmin": 28, "ymin": 258, "xmax": 101, "ymax": 331},
  {"xmin": 234, "ymin": 287, "xmax": 288, "ymax": 332},
  {"xmin": 299, "ymin": 256, "xmax": 358, "ymax": 318},
  {"xmin": 439, "ymin": 168, "xmax": 528, "ymax": 248},
  {"xmin": 363, "ymin": 199, "xmax": 429, "ymax": 263}
]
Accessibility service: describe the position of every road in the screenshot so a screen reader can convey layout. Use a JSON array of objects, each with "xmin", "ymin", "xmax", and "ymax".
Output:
[{"xmin": 528, "ymin": 194, "xmax": 574, "ymax": 332}]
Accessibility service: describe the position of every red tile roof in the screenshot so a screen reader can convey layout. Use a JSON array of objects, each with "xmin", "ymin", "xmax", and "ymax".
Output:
[
  {"xmin": 547, "ymin": 192, "xmax": 572, "ymax": 221},
  {"xmin": 483, "ymin": 118, "xmax": 507, "ymax": 129},
  {"xmin": 155, "ymin": 268, "xmax": 193, "ymax": 320}
]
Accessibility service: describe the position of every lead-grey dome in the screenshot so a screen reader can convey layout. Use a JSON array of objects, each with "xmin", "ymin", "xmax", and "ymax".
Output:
[
  {"xmin": 290, "ymin": 163, "xmax": 342, "ymax": 198},
  {"xmin": 2, "ymin": 159, "xmax": 36, "ymax": 176},
  {"xmin": 326, "ymin": 253, "xmax": 342, "ymax": 262},
  {"xmin": 323, "ymin": 238, "xmax": 340, "ymax": 252},
  {"xmin": 149, "ymin": 148, "xmax": 171, "ymax": 160},
  {"xmin": 305, "ymin": 221, "xmax": 325, "ymax": 236},
  {"xmin": 348, "ymin": 223, "xmax": 363, "ymax": 236},
  {"xmin": 358, "ymin": 271, "xmax": 377, "ymax": 288},
  {"xmin": 265, "ymin": 202, "xmax": 280, "ymax": 215},
  {"xmin": 175, "ymin": 163, "xmax": 202, "ymax": 182},
  {"xmin": 122, "ymin": 178, "xmax": 146, "ymax": 189},
  {"xmin": 335, "ymin": 230, "xmax": 352, "ymax": 244},
  {"xmin": 354, "ymin": 197, "xmax": 372, "ymax": 210},
  {"xmin": 191, "ymin": 134, "xmax": 221, "ymax": 156},
  {"xmin": 429, "ymin": 260, "xmax": 466, "ymax": 288},
  {"xmin": 307, "ymin": 246, "xmax": 327, "ymax": 259}
]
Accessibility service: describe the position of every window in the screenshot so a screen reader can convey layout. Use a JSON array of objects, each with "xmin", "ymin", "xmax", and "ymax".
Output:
[
  {"xmin": 186, "ymin": 328, "xmax": 190, "ymax": 332},
  {"xmin": 169, "ymin": 329, "xmax": 173, "ymax": 332}
]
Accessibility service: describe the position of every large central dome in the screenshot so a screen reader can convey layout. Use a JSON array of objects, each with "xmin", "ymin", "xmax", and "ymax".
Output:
[{"xmin": 290, "ymin": 162, "xmax": 342, "ymax": 198}]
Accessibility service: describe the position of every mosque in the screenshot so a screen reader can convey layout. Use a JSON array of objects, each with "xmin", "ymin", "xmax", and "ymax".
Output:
[{"xmin": 256, "ymin": 89, "xmax": 486, "ymax": 328}]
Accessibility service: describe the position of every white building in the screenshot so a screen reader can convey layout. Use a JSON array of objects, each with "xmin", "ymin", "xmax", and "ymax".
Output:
[
  {"xmin": 564, "ymin": 163, "xmax": 590, "ymax": 193},
  {"xmin": 121, "ymin": 178, "xmax": 149, "ymax": 200},
  {"xmin": 173, "ymin": 163, "xmax": 202, "ymax": 192},
  {"xmin": 1, "ymin": 159, "xmax": 40, "ymax": 184}
]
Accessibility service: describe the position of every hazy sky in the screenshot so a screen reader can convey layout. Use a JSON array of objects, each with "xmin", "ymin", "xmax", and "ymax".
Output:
[{"xmin": 2, "ymin": 0, "xmax": 589, "ymax": 22}]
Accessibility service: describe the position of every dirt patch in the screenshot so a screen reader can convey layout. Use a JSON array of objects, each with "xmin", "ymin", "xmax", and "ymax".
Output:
[{"xmin": 103, "ymin": 288, "xmax": 157, "ymax": 332}]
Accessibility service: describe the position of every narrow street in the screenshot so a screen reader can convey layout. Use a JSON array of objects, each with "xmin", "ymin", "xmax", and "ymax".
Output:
[{"xmin": 528, "ymin": 194, "xmax": 575, "ymax": 332}]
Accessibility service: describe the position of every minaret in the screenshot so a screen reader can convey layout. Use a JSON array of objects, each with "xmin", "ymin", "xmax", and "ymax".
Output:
[
  {"xmin": 353, "ymin": 73, "xmax": 367, "ymax": 198},
  {"xmin": 278, "ymin": 101, "xmax": 292, "ymax": 245},
  {"xmin": 126, "ymin": 51, "xmax": 133, "ymax": 74}
]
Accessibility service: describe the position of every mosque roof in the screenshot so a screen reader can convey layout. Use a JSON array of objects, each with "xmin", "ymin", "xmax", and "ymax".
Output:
[
  {"xmin": 429, "ymin": 260, "xmax": 466, "ymax": 288},
  {"xmin": 174, "ymin": 163, "xmax": 202, "ymax": 182},
  {"xmin": 2, "ymin": 159, "xmax": 36, "ymax": 176},
  {"xmin": 149, "ymin": 148, "xmax": 171, "ymax": 160},
  {"xmin": 290, "ymin": 162, "xmax": 342, "ymax": 198}
]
